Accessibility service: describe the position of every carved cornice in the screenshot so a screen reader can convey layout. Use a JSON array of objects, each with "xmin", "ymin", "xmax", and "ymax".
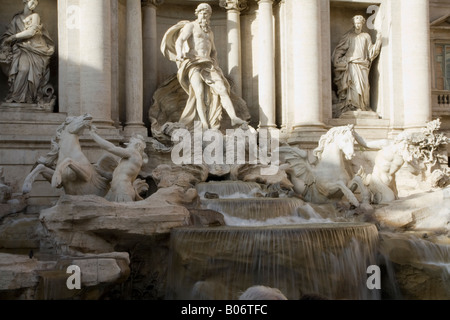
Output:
[
  {"xmin": 256, "ymin": 0, "xmax": 274, "ymax": 4},
  {"xmin": 141, "ymin": 0, "xmax": 164, "ymax": 8},
  {"xmin": 219, "ymin": 0, "xmax": 248, "ymax": 12}
]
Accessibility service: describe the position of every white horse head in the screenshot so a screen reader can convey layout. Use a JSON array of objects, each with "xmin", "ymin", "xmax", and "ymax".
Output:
[
  {"xmin": 23, "ymin": 113, "xmax": 118, "ymax": 196},
  {"xmin": 61, "ymin": 113, "xmax": 93, "ymax": 136},
  {"xmin": 278, "ymin": 125, "xmax": 371, "ymax": 207},
  {"xmin": 314, "ymin": 124, "xmax": 356, "ymax": 161}
]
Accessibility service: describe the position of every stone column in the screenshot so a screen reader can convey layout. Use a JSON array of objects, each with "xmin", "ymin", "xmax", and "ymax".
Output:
[
  {"xmin": 142, "ymin": 0, "xmax": 163, "ymax": 128},
  {"xmin": 111, "ymin": 0, "xmax": 120, "ymax": 128},
  {"xmin": 219, "ymin": 0, "xmax": 247, "ymax": 97},
  {"xmin": 401, "ymin": 0, "xmax": 432, "ymax": 129},
  {"xmin": 388, "ymin": 0, "xmax": 405, "ymax": 137},
  {"xmin": 321, "ymin": 0, "xmax": 332, "ymax": 122},
  {"xmin": 79, "ymin": 0, "xmax": 114, "ymax": 128},
  {"xmin": 58, "ymin": 0, "xmax": 81, "ymax": 116},
  {"xmin": 289, "ymin": 0, "xmax": 325, "ymax": 145},
  {"xmin": 257, "ymin": 0, "xmax": 276, "ymax": 130},
  {"xmin": 277, "ymin": 0, "xmax": 292, "ymax": 135},
  {"xmin": 124, "ymin": 0, "xmax": 147, "ymax": 137}
]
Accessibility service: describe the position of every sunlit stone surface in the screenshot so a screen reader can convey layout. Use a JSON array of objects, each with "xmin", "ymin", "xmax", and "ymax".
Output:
[{"xmin": 0, "ymin": 0, "xmax": 449, "ymax": 301}]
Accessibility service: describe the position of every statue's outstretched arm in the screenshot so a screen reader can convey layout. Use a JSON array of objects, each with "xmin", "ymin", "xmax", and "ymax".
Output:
[
  {"xmin": 89, "ymin": 128, "xmax": 130, "ymax": 159},
  {"xmin": 353, "ymin": 130, "xmax": 390, "ymax": 150}
]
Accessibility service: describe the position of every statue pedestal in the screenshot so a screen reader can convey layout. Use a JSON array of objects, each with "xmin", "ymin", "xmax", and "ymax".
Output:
[
  {"xmin": 339, "ymin": 110, "xmax": 381, "ymax": 119},
  {"xmin": 1, "ymin": 100, "xmax": 56, "ymax": 113},
  {"xmin": 328, "ymin": 111, "xmax": 390, "ymax": 140},
  {"xmin": 332, "ymin": 100, "xmax": 381, "ymax": 119}
]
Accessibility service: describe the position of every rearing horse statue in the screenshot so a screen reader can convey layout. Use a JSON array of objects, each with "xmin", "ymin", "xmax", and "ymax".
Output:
[
  {"xmin": 22, "ymin": 113, "xmax": 117, "ymax": 196},
  {"xmin": 278, "ymin": 124, "xmax": 371, "ymax": 208}
]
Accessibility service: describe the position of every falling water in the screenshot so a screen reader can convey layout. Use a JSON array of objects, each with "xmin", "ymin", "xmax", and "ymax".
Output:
[
  {"xmin": 35, "ymin": 259, "xmax": 76, "ymax": 300},
  {"xmin": 379, "ymin": 231, "xmax": 450, "ymax": 299},
  {"xmin": 411, "ymin": 237, "xmax": 450, "ymax": 275},
  {"xmin": 167, "ymin": 181, "xmax": 382, "ymax": 300},
  {"xmin": 166, "ymin": 223, "xmax": 380, "ymax": 300},
  {"xmin": 202, "ymin": 198, "xmax": 307, "ymax": 221},
  {"xmin": 196, "ymin": 181, "xmax": 263, "ymax": 199},
  {"xmin": 37, "ymin": 269, "xmax": 71, "ymax": 300}
]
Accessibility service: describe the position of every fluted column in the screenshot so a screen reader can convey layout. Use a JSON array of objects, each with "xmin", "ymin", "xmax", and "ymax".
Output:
[
  {"xmin": 321, "ymin": 0, "xmax": 332, "ymax": 122},
  {"xmin": 79, "ymin": 0, "xmax": 113, "ymax": 128},
  {"xmin": 142, "ymin": 0, "xmax": 163, "ymax": 128},
  {"xmin": 124, "ymin": 0, "xmax": 147, "ymax": 136},
  {"xmin": 58, "ymin": 0, "xmax": 80, "ymax": 115},
  {"xmin": 401, "ymin": 0, "xmax": 431, "ymax": 129},
  {"xmin": 257, "ymin": 0, "xmax": 276, "ymax": 129},
  {"xmin": 220, "ymin": 0, "xmax": 247, "ymax": 97},
  {"xmin": 278, "ymin": 0, "xmax": 289, "ymax": 131},
  {"xmin": 291, "ymin": 0, "xmax": 324, "ymax": 132}
]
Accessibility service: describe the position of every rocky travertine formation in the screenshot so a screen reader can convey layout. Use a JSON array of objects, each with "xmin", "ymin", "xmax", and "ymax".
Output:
[
  {"xmin": 371, "ymin": 187, "xmax": 450, "ymax": 300},
  {"xmin": 0, "ymin": 253, "xmax": 57, "ymax": 299},
  {"xmin": 378, "ymin": 232, "xmax": 450, "ymax": 300},
  {"xmin": 40, "ymin": 185, "xmax": 196, "ymax": 254},
  {"xmin": 372, "ymin": 187, "xmax": 450, "ymax": 235},
  {"xmin": 0, "ymin": 184, "xmax": 198, "ymax": 300},
  {"xmin": 0, "ymin": 252, "xmax": 130, "ymax": 300}
]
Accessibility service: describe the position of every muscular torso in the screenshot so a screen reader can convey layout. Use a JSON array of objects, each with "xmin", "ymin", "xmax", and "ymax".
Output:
[
  {"xmin": 183, "ymin": 22, "xmax": 213, "ymax": 59},
  {"xmin": 111, "ymin": 152, "xmax": 142, "ymax": 189},
  {"xmin": 372, "ymin": 145, "xmax": 405, "ymax": 185}
]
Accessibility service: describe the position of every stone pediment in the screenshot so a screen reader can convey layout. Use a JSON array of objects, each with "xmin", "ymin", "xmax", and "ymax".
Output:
[{"xmin": 431, "ymin": 14, "xmax": 450, "ymax": 29}]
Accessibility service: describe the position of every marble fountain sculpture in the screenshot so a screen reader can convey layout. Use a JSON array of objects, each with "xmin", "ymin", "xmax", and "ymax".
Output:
[
  {"xmin": 1, "ymin": 3, "xmax": 449, "ymax": 300},
  {"xmin": 2, "ymin": 109, "xmax": 449, "ymax": 299},
  {"xmin": 148, "ymin": 113, "xmax": 447, "ymax": 300}
]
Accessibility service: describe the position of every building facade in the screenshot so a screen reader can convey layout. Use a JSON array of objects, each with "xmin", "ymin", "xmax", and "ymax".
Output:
[{"xmin": 0, "ymin": 0, "xmax": 449, "ymax": 208}]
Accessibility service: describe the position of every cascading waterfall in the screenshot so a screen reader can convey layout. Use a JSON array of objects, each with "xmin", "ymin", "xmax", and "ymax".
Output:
[
  {"xmin": 409, "ymin": 236, "xmax": 450, "ymax": 277},
  {"xmin": 166, "ymin": 181, "xmax": 381, "ymax": 300},
  {"xmin": 166, "ymin": 224, "xmax": 380, "ymax": 300},
  {"xmin": 196, "ymin": 181, "xmax": 263, "ymax": 199},
  {"xmin": 379, "ymin": 231, "xmax": 450, "ymax": 299},
  {"xmin": 198, "ymin": 181, "xmax": 335, "ymax": 224},
  {"xmin": 203, "ymin": 198, "xmax": 306, "ymax": 221}
]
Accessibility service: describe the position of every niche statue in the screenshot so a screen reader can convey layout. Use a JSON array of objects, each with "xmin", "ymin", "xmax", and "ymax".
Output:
[
  {"xmin": 0, "ymin": 0, "xmax": 56, "ymax": 111},
  {"xmin": 160, "ymin": 3, "xmax": 247, "ymax": 130},
  {"xmin": 332, "ymin": 15, "xmax": 382, "ymax": 117}
]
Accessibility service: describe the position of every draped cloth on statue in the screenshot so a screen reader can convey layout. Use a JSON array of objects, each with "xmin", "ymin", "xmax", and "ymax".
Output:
[
  {"xmin": 161, "ymin": 21, "xmax": 227, "ymax": 130},
  {"xmin": 1, "ymin": 12, "xmax": 55, "ymax": 104},
  {"xmin": 332, "ymin": 30, "xmax": 380, "ymax": 112}
]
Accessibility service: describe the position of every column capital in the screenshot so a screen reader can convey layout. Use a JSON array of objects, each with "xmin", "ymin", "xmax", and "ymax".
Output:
[
  {"xmin": 219, "ymin": 0, "xmax": 248, "ymax": 11},
  {"xmin": 274, "ymin": 0, "xmax": 284, "ymax": 6},
  {"xmin": 141, "ymin": 0, "xmax": 164, "ymax": 8}
]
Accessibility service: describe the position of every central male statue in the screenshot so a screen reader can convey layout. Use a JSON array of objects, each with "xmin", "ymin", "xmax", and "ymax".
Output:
[{"xmin": 161, "ymin": 3, "xmax": 246, "ymax": 130}]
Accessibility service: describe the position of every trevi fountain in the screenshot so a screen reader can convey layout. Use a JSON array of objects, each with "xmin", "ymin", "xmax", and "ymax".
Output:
[{"xmin": 0, "ymin": 0, "xmax": 449, "ymax": 303}]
